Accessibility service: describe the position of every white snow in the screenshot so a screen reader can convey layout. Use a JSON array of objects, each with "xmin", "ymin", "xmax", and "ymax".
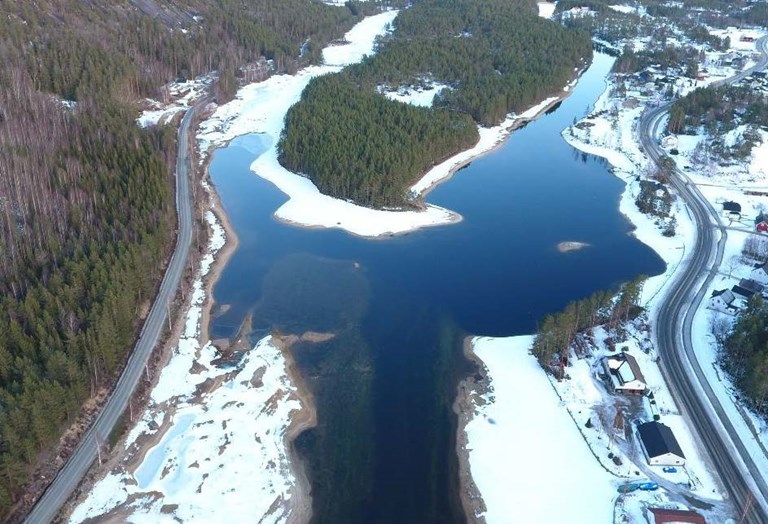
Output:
[
  {"xmin": 198, "ymin": 10, "xmax": 570, "ymax": 238},
  {"xmin": 137, "ymin": 77, "xmax": 211, "ymax": 128},
  {"xmin": 71, "ymin": 336, "xmax": 305, "ymax": 523},
  {"xmin": 379, "ymin": 82, "xmax": 449, "ymax": 107},
  {"xmin": 410, "ymin": 97, "xmax": 560, "ymax": 196},
  {"xmin": 609, "ymin": 5, "xmax": 637, "ymax": 14},
  {"xmin": 537, "ymin": 1, "xmax": 556, "ymax": 19},
  {"xmin": 197, "ymin": 11, "xmax": 468, "ymax": 238},
  {"xmin": 465, "ymin": 336, "xmax": 617, "ymax": 523},
  {"xmin": 71, "ymin": 182, "xmax": 309, "ymax": 522}
]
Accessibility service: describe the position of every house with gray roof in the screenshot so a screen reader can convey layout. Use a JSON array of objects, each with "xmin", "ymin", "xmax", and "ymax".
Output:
[{"xmin": 709, "ymin": 288, "xmax": 738, "ymax": 314}]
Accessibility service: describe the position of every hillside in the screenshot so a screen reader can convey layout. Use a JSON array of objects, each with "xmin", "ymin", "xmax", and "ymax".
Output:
[
  {"xmin": 0, "ymin": 0, "xmax": 380, "ymax": 517},
  {"xmin": 278, "ymin": 0, "xmax": 593, "ymax": 208}
]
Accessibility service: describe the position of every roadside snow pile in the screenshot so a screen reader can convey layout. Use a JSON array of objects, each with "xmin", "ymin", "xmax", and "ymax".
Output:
[
  {"xmin": 464, "ymin": 336, "xmax": 617, "ymax": 523},
  {"xmin": 138, "ymin": 77, "xmax": 212, "ymax": 128},
  {"xmin": 379, "ymin": 82, "xmax": 450, "ymax": 107},
  {"xmin": 71, "ymin": 198, "xmax": 308, "ymax": 523}
]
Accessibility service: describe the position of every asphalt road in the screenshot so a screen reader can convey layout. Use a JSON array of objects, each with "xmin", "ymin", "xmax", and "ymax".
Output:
[
  {"xmin": 24, "ymin": 103, "xmax": 200, "ymax": 523},
  {"xmin": 640, "ymin": 36, "xmax": 768, "ymax": 523}
]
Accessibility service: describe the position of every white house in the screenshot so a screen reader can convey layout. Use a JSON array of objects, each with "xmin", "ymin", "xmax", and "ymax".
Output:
[
  {"xmin": 603, "ymin": 353, "xmax": 647, "ymax": 395},
  {"xmin": 638, "ymin": 421, "xmax": 686, "ymax": 466},
  {"xmin": 751, "ymin": 262, "xmax": 768, "ymax": 285},
  {"xmin": 709, "ymin": 289, "xmax": 738, "ymax": 314}
]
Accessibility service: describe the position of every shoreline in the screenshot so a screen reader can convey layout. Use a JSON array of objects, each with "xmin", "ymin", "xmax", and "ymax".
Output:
[
  {"xmin": 410, "ymin": 87, "xmax": 577, "ymax": 201},
  {"xmin": 454, "ymin": 336, "xmax": 489, "ymax": 524},
  {"xmin": 197, "ymin": 148, "xmax": 318, "ymax": 522},
  {"xmin": 274, "ymin": 335, "xmax": 319, "ymax": 524}
]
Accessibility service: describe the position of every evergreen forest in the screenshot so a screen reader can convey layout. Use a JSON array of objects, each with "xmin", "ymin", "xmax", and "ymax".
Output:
[
  {"xmin": 722, "ymin": 296, "xmax": 768, "ymax": 414},
  {"xmin": 0, "ymin": 0, "xmax": 378, "ymax": 516},
  {"xmin": 279, "ymin": 0, "xmax": 592, "ymax": 208}
]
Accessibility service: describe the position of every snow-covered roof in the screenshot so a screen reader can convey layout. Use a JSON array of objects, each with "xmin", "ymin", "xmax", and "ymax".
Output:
[
  {"xmin": 711, "ymin": 288, "xmax": 736, "ymax": 304},
  {"xmin": 605, "ymin": 353, "xmax": 646, "ymax": 386}
]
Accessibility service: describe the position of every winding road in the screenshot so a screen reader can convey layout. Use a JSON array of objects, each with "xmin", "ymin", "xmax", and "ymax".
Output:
[
  {"xmin": 24, "ymin": 102, "xmax": 201, "ymax": 523},
  {"xmin": 640, "ymin": 35, "xmax": 768, "ymax": 523}
]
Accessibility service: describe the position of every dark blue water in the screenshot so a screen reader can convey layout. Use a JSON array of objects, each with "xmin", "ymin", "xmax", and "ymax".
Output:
[{"xmin": 208, "ymin": 53, "xmax": 665, "ymax": 523}]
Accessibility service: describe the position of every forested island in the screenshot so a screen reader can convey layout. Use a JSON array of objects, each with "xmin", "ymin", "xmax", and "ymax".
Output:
[
  {"xmin": 0, "ymin": 0, "xmax": 386, "ymax": 516},
  {"xmin": 278, "ymin": 0, "xmax": 592, "ymax": 208}
]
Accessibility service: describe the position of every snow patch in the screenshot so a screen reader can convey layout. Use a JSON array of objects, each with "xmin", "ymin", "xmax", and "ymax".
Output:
[{"xmin": 537, "ymin": 2, "xmax": 556, "ymax": 19}]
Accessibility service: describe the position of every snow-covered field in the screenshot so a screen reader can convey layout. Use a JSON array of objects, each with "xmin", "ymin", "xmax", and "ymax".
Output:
[
  {"xmin": 465, "ymin": 336, "xmax": 617, "ymax": 523},
  {"xmin": 70, "ymin": 187, "xmax": 310, "ymax": 522}
]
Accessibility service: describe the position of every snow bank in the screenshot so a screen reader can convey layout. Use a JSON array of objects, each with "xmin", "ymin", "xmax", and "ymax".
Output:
[
  {"xmin": 609, "ymin": 5, "xmax": 636, "ymax": 14},
  {"xmin": 71, "ymin": 336, "xmax": 305, "ymax": 523},
  {"xmin": 465, "ymin": 336, "xmax": 617, "ymax": 523}
]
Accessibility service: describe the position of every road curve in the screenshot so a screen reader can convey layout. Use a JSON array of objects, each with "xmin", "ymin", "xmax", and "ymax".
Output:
[
  {"xmin": 640, "ymin": 36, "xmax": 768, "ymax": 523},
  {"xmin": 25, "ymin": 102, "xmax": 202, "ymax": 523}
]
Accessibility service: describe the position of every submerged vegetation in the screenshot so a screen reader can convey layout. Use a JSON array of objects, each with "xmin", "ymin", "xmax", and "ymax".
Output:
[{"xmin": 279, "ymin": 0, "xmax": 592, "ymax": 208}]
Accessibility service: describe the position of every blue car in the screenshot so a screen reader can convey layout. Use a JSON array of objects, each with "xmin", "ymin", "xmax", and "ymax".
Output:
[
  {"xmin": 638, "ymin": 482, "xmax": 659, "ymax": 491},
  {"xmin": 663, "ymin": 466, "xmax": 677, "ymax": 473}
]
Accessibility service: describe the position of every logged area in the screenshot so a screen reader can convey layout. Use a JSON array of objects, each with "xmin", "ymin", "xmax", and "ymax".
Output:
[
  {"xmin": 0, "ymin": 0, "xmax": 380, "ymax": 516},
  {"xmin": 278, "ymin": 0, "xmax": 592, "ymax": 208}
]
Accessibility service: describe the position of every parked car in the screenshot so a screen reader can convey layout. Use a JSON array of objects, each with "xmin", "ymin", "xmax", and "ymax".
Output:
[
  {"xmin": 663, "ymin": 466, "xmax": 677, "ymax": 473},
  {"xmin": 638, "ymin": 482, "xmax": 659, "ymax": 491}
]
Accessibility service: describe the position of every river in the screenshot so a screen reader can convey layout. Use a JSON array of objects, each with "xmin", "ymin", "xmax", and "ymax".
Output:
[{"xmin": 207, "ymin": 52, "xmax": 665, "ymax": 523}]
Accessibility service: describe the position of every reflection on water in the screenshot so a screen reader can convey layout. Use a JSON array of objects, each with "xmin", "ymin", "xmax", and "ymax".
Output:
[{"xmin": 208, "ymin": 53, "xmax": 665, "ymax": 523}]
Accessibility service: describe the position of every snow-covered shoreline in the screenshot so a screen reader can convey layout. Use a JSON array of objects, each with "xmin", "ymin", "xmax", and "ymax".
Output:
[
  {"xmin": 69, "ymin": 178, "xmax": 317, "ymax": 522},
  {"xmin": 198, "ymin": 7, "xmax": 580, "ymax": 238},
  {"xmin": 457, "ymin": 336, "xmax": 617, "ymax": 523},
  {"xmin": 456, "ymin": 54, "xmax": 748, "ymax": 522}
]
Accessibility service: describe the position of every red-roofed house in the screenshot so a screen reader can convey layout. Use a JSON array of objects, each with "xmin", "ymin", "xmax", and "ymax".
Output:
[{"xmin": 650, "ymin": 508, "xmax": 705, "ymax": 524}]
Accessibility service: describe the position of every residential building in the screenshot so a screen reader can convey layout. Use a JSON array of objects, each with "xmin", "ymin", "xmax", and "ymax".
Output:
[
  {"xmin": 638, "ymin": 421, "xmax": 686, "ymax": 466},
  {"xmin": 709, "ymin": 289, "xmax": 738, "ymax": 314},
  {"xmin": 602, "ymin": 353, "xmax": 647, "ymax": 395}
]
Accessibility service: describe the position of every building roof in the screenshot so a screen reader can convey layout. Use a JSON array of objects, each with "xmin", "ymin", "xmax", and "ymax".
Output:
[
  {"xmin": 722, "ymin": 201, "xmax": 741, "ymax": 213},
  {"xmin": 650, "ymin": 508, "xmax": 705, "ymax": 524},
  {"xmin": 711, "ymin": 289, "xmax": 735, "ymax": 304},
  {"xmin": 638, "ymin": 421, "xmax": 685, "ymax": 459},
  {"xmin": 732, "ymin": 285, "xmax": 756, "ymax": 299},
  {"xmin": 739, "ymin": 278, "xmax": 764, "ymax": 294},
  {"xmin": 606, "ymin": 353, "xmax": 646, "ymax": 386}
]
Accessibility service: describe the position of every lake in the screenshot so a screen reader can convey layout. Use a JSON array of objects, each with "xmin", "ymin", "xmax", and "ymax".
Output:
[{"xmin": 208, "ymin": 52, "xmax": 665, "ymax": 523}]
